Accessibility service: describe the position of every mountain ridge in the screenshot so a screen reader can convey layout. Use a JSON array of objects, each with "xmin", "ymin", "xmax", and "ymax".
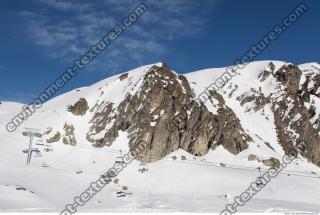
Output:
[{"xmin": 2, "ymin": 60, "xmax": 319, "ymax": 168}]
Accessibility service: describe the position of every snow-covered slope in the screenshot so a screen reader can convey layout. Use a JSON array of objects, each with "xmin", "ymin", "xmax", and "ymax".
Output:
[{"xmin": 0, "ymin": 61, "xmax": 320, "ymax": 213}]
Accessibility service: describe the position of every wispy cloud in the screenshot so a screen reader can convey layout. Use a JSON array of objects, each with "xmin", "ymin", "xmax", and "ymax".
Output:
[
  {"xmin": 39, "ymin": 0, "xmax": 92, "ymax": 12},
  {"xmin": 19, "ymin": 0, "xmax": 218, "ymax": 73}
]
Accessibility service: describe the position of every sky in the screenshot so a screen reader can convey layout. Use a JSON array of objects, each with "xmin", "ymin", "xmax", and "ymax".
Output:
[{"xmin": 0, "ymin": 0, "xmax": 319, "ymax": 103}]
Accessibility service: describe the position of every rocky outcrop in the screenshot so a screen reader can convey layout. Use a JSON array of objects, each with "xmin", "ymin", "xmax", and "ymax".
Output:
[
  {"xmin": 262, "ymin": 157, "xmax": 280, "ymax": 167},
  {"xmin": 263, "ymin": 64, "xmax": 320, "ymax": 166},
  {"xmin": 119, "ymin": 73, "xmax": 128, "ymax": 81},
  {"xmin": 32, "ymin": 61, "xmax": 320, "ymax": 167},
  {"xmin": 47, "ymin": 132, "xmax": 61, "ymax": 143},
  {"xmin": 86, "ymin": 63, "xmax": 252, "ymax": 162},
  {"xmin": 63, "ymin": 122, "xmax": 77, "ymax": 146},
  {"xmin": 248, "ymin": 154, "xmax": 258, "ymax": 161},
  {"xmin": 206, "ymin": 92, "xmax": 251, "ymax": 154},
  {"xmin": 67, "ymin": 98, "xmax": 89, "ymax": 116},
  {"xmin": 233, "ymin": 63, "xmax": 320, "ymax": 167},
  {"xmin": 80, "ymin": 62, "xmax": 320, "ymax": 166},
  {"xmin": 238, "ymin": 90, "xmax": 270, "ymax": 112},
  {"xmin": 86, "ymin": 102, "xmax": 116, "ymax": 147}
]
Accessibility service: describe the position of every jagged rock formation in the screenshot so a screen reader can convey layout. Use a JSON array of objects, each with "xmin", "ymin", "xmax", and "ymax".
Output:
[
  {"xmin": 86, "ymin": 103, "xmax": 115, "ymax": 146},
  {"xmin": 39, "ymin": 61, "xmax": 319, "ymax": 167},
  {"xmin": 86, "ymin": 64, "xmax": 251, "ymax": 162},
  {"xmin": 270, "ymin": 64, "xmax": 320, "ymax": 165},
  {"xmin": 239, "ymin": 62, "xmax": 320, "ymax": 166}
]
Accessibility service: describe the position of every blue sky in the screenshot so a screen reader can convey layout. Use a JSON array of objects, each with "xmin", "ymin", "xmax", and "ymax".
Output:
[{"xmin": 0, "ymin": 0, "xmax": 319, "ymax": 103}]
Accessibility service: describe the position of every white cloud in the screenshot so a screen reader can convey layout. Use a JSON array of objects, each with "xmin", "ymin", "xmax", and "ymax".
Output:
[{"xmin": 19, "ymin": 0, "xmax": 218, "ymax": 72}]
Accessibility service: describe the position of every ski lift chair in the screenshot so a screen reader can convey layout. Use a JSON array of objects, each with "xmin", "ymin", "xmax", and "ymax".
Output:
[
  {"xmin": 255, "ymin": 167, "xmax": 264, "ymax": 187},
  {"xmin": 138, "ymin": 167, "xmax": 148, "ymax": 173},
  {"xmin": 36, "ymin": 142, "xmax": 45, "ymax": 146}
]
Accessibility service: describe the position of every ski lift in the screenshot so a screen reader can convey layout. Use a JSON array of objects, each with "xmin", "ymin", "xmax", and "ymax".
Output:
[
  {"xmin": 255, "ymin": 167, "xmax": 264, "ymax": 187},
  {"xmin": 31, "ymin": 148, "xmax": 42, "ymax": 157},
  {"xmin": 44, "ymin": 147, "xmax": 53, "ymax": 152},
  {"xmin": 22, "ymin": 131, "xmax": 30, "ymax": 136},
  {"xmin": 35, "ymin": 151, "xmax": 43, "ymax": 157},
  {"xmin": 32, "ymin": 148, "xmax": 40, "ymax": 153},
  {"xmin": 22, "ymin": 148, "xmax": 40, "ymax": 154},
  {"xmin": 34, "ymin": 148, "xmax": 42, "ymax": 157},
  {"xmin": 33, "ymin": 133, "xmax": 42, "ymax": 138},
  {"xmin": 116, "ymin": 191, "xmax": 126, "ymax": 198},
  {"xmin": 138, "ymin": 167, "xmax": 149, "ymax": 173},
  {"xmin": 44, "ymin": 143, "xmax": 53, "ymax": 152},
  {"xmin": 23, "ymin": 131, "xmax": 42, "ymax": 138},
  {"xmin": 36, "ymin": 140, "xmax": 45, "ymax": 146}
]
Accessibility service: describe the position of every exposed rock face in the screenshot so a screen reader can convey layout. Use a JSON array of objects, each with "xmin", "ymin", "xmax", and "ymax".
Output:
[
  {"xmin": 248, "ymin": 154, "xmax": 258, "ymax": 161},
  {"xmin": 207, "ymin": 92, "xmax": 251, "ymax": 155},
  {"xmin": 86, "ymin": 103, "xmax": 115, "ymax": 147},
  {"xmin": 67, "ymin": 98, "xmax": 89, "ymax": 116},
  {"xmin": 260, "ymin": 64, "xmax": 320, "ymax": 166},
  {"xmin": 262, "ymin": 157, "xmax": 280, "ymax": 167},
  {"xmin": 79, "ymin": 62, "xmax": 320, "ymax": 166},
  {"xmin": 238, "ymin": 89, "xmax": 270, "ymax": 112},
  {"xmin": 47, "ymin": 132, "xmax": 61, "ymax": 143},
  {"xmin": 119, "ymin": 73, "xmax": 129, "ymax": 81},
  {"xmin": 233, "ymin": 63, "xmax": 320, "ymax": 167},
  {"xmin": 63, "ymin": 123, "xmax": 77, "ymax": 146},
  {"xmin": 31, "ymin": 61, "xmax": 319, "ymax": 167},
  {"xmin": 87, "ymin": 63, "xmax": 251, "ymax": 162}
]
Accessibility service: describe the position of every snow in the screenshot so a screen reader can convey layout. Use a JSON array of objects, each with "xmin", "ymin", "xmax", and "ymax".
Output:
[
  {"xmin": 0, "ymin": 61, "xmax": 320, "ymax": 213},
  {"xmin": 204, "ymin": 97, "xmax": 219, "ymax": 115},
  {"xmin": 150, "ymin": 122, "xmax": 156, "ymax": 127},
  {"xmin": 185, "ymin": 61, "xmax": 288, "ymax": 156}
]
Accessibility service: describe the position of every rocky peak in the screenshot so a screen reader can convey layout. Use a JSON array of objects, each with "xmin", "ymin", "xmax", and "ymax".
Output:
[
  {"xmin": 84, "ymin": 63, "xmax": 251, "ymax": 162},
  {"xmin": 41, "ymin": 61, "xmax": 320, "ymax": 167},
  {"xmin": 248, "ymin": 63, "xmax": 320, "ymax": 166}
]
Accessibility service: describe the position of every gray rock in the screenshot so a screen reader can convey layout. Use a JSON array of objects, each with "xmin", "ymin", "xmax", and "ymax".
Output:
[
  {"xmin": 67, "ymin": 98, "xmax": 89, "ymax": 116},
  {"xmin": 86, "ymin": 63, "xmax": 252, "ymax": 162}
]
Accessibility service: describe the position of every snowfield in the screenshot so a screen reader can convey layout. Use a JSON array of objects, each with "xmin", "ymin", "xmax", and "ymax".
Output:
[{"xmin": 0, "ymin": 61, "xmax": 320, "ymax": 213}]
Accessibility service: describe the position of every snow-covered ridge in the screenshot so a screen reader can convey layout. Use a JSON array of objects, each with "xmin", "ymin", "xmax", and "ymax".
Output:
[{"xmin": 0, "ymin": 61, "xmax": 320, "ymax": 212}]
